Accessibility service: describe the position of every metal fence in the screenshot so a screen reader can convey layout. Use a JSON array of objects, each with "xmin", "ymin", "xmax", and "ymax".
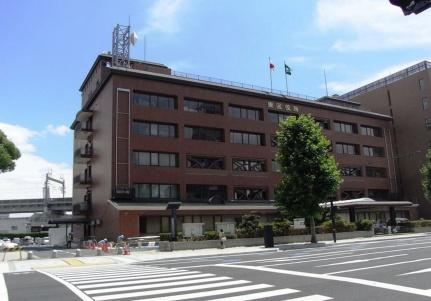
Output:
[{"xmin": 172, "ymin": 71, "xmax": 317, "ymax": 101}]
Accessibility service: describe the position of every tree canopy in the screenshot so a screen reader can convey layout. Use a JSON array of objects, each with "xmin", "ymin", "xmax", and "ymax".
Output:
[
  {"xmin": 275, "ymin": 114, "xmax": 342, "ymax": 242},
  {"xmin": 420, "ymin": 147, "xmax": 431, "ymax": 201},
  {"xmin": 0, "ymin": 129, "xmax": 21, "ymax": 173}
]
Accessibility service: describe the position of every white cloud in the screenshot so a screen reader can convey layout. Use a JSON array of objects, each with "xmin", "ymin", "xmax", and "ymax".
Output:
[
  {"xmin": 316, "ymin": 0, "xmax": 431, "ymax": 51},
  {"xmin": 0, "ymin": 123, "xmax": 72, "ymax": 200},
  {"xmin": 326, "ymin": 60, "xmax": 427, "ymax": 94},
  {"xmin": 45, "ymin": 124, "xmax": 70, "ymax": 136},
  {"xmin": 140, "ymin": 0, "xmax": 186, "ymax": 35}
]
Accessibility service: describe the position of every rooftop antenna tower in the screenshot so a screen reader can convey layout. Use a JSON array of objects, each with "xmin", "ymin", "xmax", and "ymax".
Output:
[{"xmin": 112, "ymin": 23, "xmax": 138, "ymax": 68}]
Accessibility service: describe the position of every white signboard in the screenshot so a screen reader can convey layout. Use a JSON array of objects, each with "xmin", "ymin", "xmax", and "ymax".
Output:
[{"xmin": 293, "ymin": 218, "xmax": 306, "ymax": 229}]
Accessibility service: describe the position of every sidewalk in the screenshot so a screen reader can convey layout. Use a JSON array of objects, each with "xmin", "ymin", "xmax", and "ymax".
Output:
[{"xmin": 1, "ymin": 231, "xmax": 429, "ymax": 273}]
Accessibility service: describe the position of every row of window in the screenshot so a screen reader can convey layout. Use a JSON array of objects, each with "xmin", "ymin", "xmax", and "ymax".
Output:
[
  {"xmin": 132, "ymin": 152, "xmax": 385, "ymax": 177},
  {"xmin": 133, "ymin": 184, "xmax": 267, "ymax": 201},
  {"xmin": 133, "ymin": 152, "xmax": 273, "ymax": 171},
  {"xmin": 132, "ymin": 92, "xmax": 383, "ymax": 134},
  {"xmin": 341, "ymin": 189, "xmax": 389, "ymax": 200},
  {"xmin": 335, "ymin": 143, "xmax": 385, "ymax": 157},
  {"xmin": 340, "ymin": 166, "xmax": 387, "ymax": 178}
]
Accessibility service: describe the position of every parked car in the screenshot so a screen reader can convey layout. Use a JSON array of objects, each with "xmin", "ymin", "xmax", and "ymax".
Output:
[
  {"xmin": 41, "ymin": 237, "xmax": 50, "ymax": 245},
  {"xmin": 0, "ymin": 240, "xmax": 18, "ymax": 250},
  {"xmin": 395, "ymin": 218, "xmax": 411, "ymax": 233},
  {"xmin": 22, "ymin": 236, "xmax": 34, "ymax": 245},
  {"xmin": 12, "ymin": 238, "xmax": 21, "ymax": 244}
]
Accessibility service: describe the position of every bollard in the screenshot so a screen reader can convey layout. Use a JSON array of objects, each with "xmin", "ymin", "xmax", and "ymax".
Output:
[
  {"xmin": 117, "ymin": 247, "xmax": 123, "ymax": 255},
  {"xmin": 51, "ymin": 250, "xmax": 58, "ymax": 258},
  {"xmin": 96, "ymin": 247, "xmax": 102, "ymax": 256},
  {"xmin": 75, "ymin": 249, "xmax": 81, "ymax": 257},
  {"xmin": 27, "ymin": 251, "xmax": 33, "ymax": 260}
]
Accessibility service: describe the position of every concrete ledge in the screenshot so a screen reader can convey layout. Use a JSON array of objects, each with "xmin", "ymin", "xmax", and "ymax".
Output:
[
  {"xmin": 412, "ymin": 226, "xmax": 431, "ymax": 233},
  {"xmin": 159, "ymin": 230, "xmax": 373, "ymax": 251}
]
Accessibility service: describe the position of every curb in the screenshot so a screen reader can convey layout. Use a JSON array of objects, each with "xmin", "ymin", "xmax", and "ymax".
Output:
[{"xmin": 277, "ymin": 242, "xmax": 326, "ymax": 250}]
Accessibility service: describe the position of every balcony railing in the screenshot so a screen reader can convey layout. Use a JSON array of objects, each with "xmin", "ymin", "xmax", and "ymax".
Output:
[
  {"xmin": 74, "ymin": 121, "xmax": 93, "ymax": 139},
  {"xmin": 73, "ymin": 174, "xmax": 92, "ymax": 187},
  {"xmin": 74, "ymin": 146, "xmax": 93, "ymax": 164}
]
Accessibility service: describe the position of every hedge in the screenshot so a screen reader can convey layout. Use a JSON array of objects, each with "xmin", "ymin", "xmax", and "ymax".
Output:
[{"xmin": 409, "ymin": 220, "xmax": 431, "ymax": 228}]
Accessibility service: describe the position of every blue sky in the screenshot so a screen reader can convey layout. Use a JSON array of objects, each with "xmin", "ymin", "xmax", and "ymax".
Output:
[{"xmin": 0, "ymin": 0, "xmax": 430, "ymax": 199}]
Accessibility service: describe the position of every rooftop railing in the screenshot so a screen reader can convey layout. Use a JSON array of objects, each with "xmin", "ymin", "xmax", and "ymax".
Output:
[
  {"xmin": 341, "ymin": 61, "xmax": 431, "ymax": 100},
  {"xmin": 172, "ymin": 71, "xmax": 317, "ymax": 101}
]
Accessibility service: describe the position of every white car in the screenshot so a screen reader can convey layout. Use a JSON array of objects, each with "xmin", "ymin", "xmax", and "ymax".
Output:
[{"xmin": 0, "ymin": 240, "xmax": 18, "ymax": 250}]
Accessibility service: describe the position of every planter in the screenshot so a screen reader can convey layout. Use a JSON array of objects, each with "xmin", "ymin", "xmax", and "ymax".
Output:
[
  {"xmin": 412, "ymin": 226, "xmax": 431, "ymax": 233},
  {"xmin": 159, "ymin": 230, "xmax": 374, "ymax": 251}
]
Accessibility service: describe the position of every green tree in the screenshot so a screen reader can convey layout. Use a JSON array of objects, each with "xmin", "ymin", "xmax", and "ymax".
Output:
[
  {"xmin": 0, "ymin": 130, "xmax": 21, "ymax": 173},
  {"xmin": 275, "ymin": 114, "xmax": 342, "ymax": 243},
  {"xmin": 420, "ymin": 147, "xmax": 431, "ymax": 201}
]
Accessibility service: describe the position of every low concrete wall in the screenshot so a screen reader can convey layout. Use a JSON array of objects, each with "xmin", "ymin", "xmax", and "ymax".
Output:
[
  {"xmin": 159, "ymin": 230, "xmax": 374, "ymax": 251},
  {"xmin": 412, "ymin": 226, "xmax": 431, "ymax": 233}
]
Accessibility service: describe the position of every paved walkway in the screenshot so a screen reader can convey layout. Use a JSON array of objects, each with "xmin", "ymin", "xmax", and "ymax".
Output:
[{"xmin": 1, "ymin": 232, "xmax": 429, "ymax": 273}]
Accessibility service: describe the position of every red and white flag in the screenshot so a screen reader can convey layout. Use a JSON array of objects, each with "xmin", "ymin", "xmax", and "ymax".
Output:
[{"xmin": 269, "ymin": 62, "xmax": 275, "ymax": 70}]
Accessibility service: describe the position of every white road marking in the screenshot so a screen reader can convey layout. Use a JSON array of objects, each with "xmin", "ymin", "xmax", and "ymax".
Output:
[
  {"xmin": 281, "ymin": 295, "xmax": 333, "ymax": 301},
  {"xmin": 59, "ymin": 269, "xmax": 180, "ymax": 281},
  {"xmin": 84, "ymin": 276, "xmax": 232, "ymax": 294},
  {"xmin": 0, "ymin": 273, "xmax": 9, "ymax": 301},
  {"xmin": 327, "ymin": 257, "xmax": 431, "ymax": 275},
  {"xmin": 398, "ymin": 267, "xmax": 431, "ymax": 276},
  {"xmin": 131, "ymin": 284, "xmax": 273, "ymax": 301},
  {"xmin": 206, "ymin": 288, "xmax": 299, "ymax": 301},
  {"xmin": 315, "ymin": 254, "xmax": 408, "ymax": 267},
  {"xmin": 38, "ymin": 270, "xmax": 93, "ymax": 301},
  {"xmin": 75, "ymin": 272, "xmax": 205, "ymax": 287},
  {"xmin": 92, "ymin": 279, "xmax": 252, "ymax": 301},
  {"xmin": 217, "ymin": 264, "xmax": 431, "ymax": 298},
  {"xmin": 54, "ymin": 266, "xmax": 170, "ymax": 276}
]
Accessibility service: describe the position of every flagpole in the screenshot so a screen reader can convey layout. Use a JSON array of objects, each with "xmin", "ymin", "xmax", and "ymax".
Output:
[
  {"xmin": 269, "ymin": 57, "xmax": 273, "ymax": 93},
  {"xmin": 284, "ymin": 60, "xmax": 289, "ymax": 95},
  {"xmin": 324, "ymin": 68, "xmax": 329, "ymax": 96}
]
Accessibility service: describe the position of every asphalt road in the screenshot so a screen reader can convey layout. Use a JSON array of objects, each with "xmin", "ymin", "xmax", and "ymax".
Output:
[{"xmin": 4, "ymin": 234, "xmax": 431, "ymax": 300}]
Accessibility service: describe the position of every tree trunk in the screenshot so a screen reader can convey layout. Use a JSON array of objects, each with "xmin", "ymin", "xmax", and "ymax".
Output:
[{"xmin": 310, "ymin": 216, "xmax": 317, "ymax": 244}]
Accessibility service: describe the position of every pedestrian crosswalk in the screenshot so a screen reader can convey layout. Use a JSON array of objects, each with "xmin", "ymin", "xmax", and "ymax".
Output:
[{"xmin": 42, "ymin": 264, "xmax": 333, "ymax": 301}]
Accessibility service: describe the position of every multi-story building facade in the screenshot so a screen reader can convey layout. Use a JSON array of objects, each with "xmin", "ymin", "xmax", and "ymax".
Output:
[
  {"xmin": 71, "ymin": 54, "xmax": 402, "ymax": 239},
  {"xmin": 343, "ymin": 61, "xmax": 431, "ymax": 218}
]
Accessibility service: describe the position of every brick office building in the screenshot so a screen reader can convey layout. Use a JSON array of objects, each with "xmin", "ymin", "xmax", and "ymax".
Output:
[
  {"xmin": 342, "ymin": 61, "xmax": 431, "ymax": 218},
  {"xmin": 71, "ymin": 54, "xmax": 409, "ymax": 239}
]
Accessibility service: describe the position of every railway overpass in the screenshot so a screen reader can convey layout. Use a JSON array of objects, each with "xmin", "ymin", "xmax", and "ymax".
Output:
[{"xmin": 0, "ymin": 197, "xmax": 72, "ymax": 214}]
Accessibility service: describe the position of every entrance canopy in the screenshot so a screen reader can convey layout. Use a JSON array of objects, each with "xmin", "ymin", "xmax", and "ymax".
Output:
[{"xmin": 320, "ymin": 198, "xmax": 416, "ymax": 209}]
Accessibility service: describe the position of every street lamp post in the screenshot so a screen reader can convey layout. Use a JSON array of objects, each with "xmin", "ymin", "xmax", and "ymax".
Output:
[{"xmin": 330, "ymin": 199, "xmax": 337, "ymax": 243}]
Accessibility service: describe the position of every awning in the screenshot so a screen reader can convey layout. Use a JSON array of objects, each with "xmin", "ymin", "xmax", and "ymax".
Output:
[
  {"xmin": 48, "ymin": 216, "xmax": 92, "ymax": 225},
  {"xmin": 320, "ymin": 198, "xmax": 417, "ymax": 208}
]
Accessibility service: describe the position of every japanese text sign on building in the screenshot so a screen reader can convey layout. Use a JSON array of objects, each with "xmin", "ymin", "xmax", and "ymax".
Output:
[{"xmin": 268, "ymin": 101, "xmax": 299, "ymax": 113}]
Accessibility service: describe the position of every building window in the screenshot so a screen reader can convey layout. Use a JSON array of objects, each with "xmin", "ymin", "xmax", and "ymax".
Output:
[
  {"xmin": 133, "ymin": 121, "xmax": 176, "ymax": 138},
  {"xmin": 340, "ymin": 166, "xmax": 362, "ymax": 177},
  {"xmin": 272, "ymin": 160, "xmax": 280, "ymax": 172},
  {"xmin": 133, "ymin": 92, "xmax": 176, "ymax": 109},
  {"xmin": 426, "ymin": 118, "xmax": 431, "ymax": 130},
  {"xmin": 341, "ymin": 190, "xmax": 364, "ymax": 200},
  {"xmin": 234, "ymin": 187, "xmax": 267, "ymax": 201},
  {"xmin": 11, "ymin": 226, "xmax": 18, "ymax": 230},
  {"xmin": 365, "ymin": 166, "xmax": 387, "ymax": 178},
  {"xmin": 419, "ymin": 78, "xmax": 426, "ymax": 92},
  {"xmin": 230, "ymin": 131, "xmax": 264, "ymax": 146},
  {"xmin": 334, "ymin": 121, "xmax": 358, "ymax": 134},
  {"xmin": 229, "ymin": 105, "xmax": 262, "ymax": 120},
  {"xmin": 184, "ymin": 99, "xmax": 223, "ymax": 115},
  {"xmin": 186, "ymin": 185, "xmax": 227, "ymax": 203},
  {"xmin": 368, "ymin": 189, "xmax": 389, "ymax": 200},
  {"xmin": 134, "ymin": 184, "xmax": 178, "ymax": 199},
  {"xmin": 268, "ymin": 111, "xmax": 295, "ymax": 123},
  {"xmin": 335, "ymin": 143, "xmax": 360, "ymax": 155},
  {"xmin": 133, "ymin": 151, "xmax": 177, "ymax": 167},
  {"xmin": 363, "ymin": 145, "xmax": 385, "ymax": 157},
  {"xmin": 316, "ymin": 118, "xmax": 330, "ymax": 130},
  {"xmin": 186, "ymin": 155, "xmax": 224, "ymax": 169},
  {"xmin": 270, "ymin": 135, "xmax": 278, "ymax": 147},
  {"xmin": 232, "ymin": 159, "xmax": 266, "ymax": 172},
  {"xmin": 184, "ymin": 126, "xmax": 224, "ymax": 142},
  {"xmin": 423, "ymin": 98, "xmax": 430, "ymax": 110},
  {"xmin": 361, "ymin": 125, "xmax": 382, "ymax": 137}
]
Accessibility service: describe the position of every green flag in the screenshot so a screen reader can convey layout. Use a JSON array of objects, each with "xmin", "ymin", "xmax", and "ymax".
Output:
[{"xmin": 284, "ymin": 63, "xmax": 292, "ymax": 75}]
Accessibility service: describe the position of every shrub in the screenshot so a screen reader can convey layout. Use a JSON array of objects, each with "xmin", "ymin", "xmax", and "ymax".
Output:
[
  {"xmin": 320, "ymin": 219, "xmax": 356, "ymax": 233},
  {"xmin": 356, "ymin": 219, "xmax": 374, "ymax": 231},
  {"xmin": 204, "ymin": 231, "xmax": 219, "ymax": 240},
  {"xmin": 236, "ymin": 214, "xmax": 261, "ymax": 238},
  {"xmin": 159, "ymin": 233, "xmax": 171, "ymax": 241},
  {"xmin": 272, "ymin": 220, "xmax": 291, "ymax": 236},
  {"xmin": 410, "ymin": 220, "xmax": 431, "ymax": 228},
  {"xmin": 288, "ymin": 228, "xmax": 310, "ymax": 235}
]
